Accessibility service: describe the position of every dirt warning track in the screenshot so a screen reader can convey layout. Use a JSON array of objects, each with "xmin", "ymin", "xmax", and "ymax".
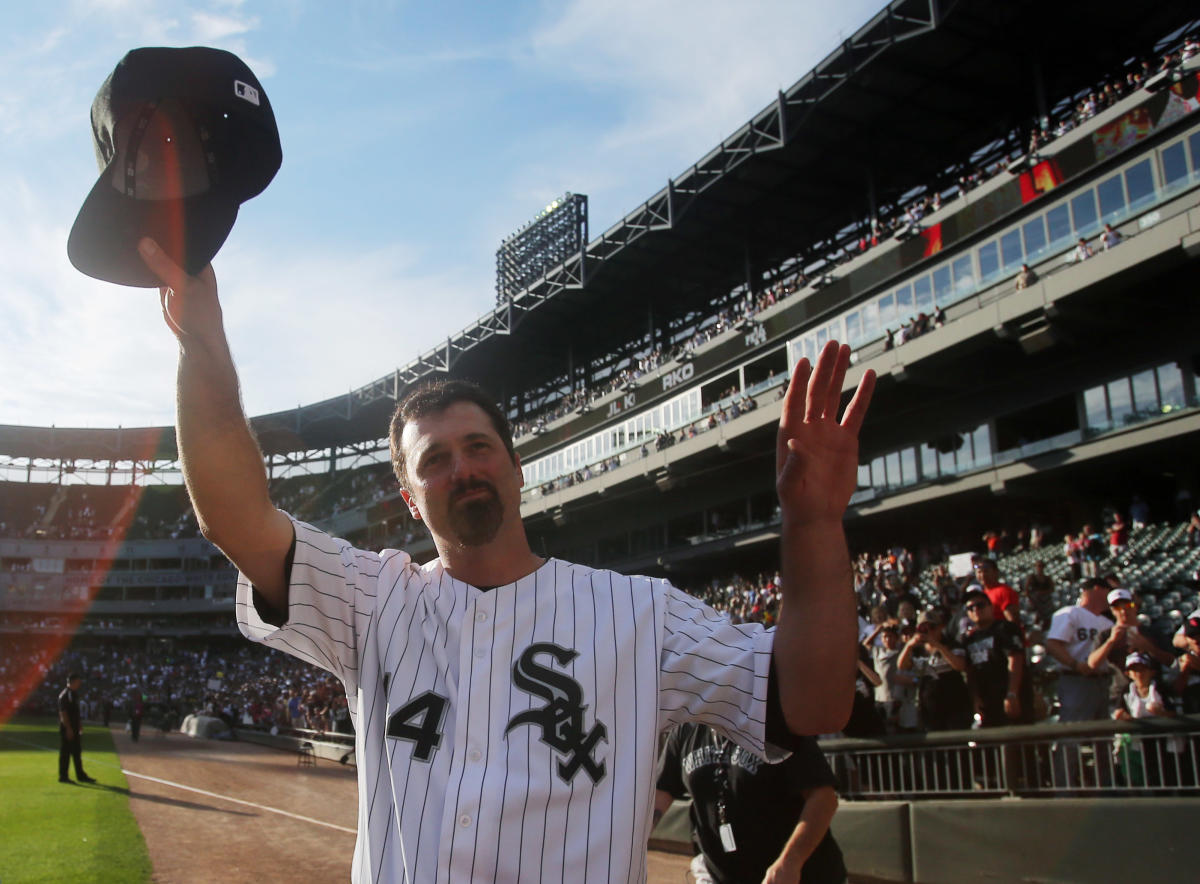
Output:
[{"xmin": 113, "ymin": 727, "xmax": 689, "ymax": 883}]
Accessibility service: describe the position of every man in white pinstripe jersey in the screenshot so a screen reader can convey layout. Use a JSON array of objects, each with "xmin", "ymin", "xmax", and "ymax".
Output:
[{"xmin": 139, "ymin": 238, "xmax": 875, "ymax": 883}]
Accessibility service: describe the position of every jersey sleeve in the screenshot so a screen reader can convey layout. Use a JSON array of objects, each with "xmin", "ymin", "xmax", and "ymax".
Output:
[
  {"xmin": 1046, "ymin": 608, "xmax": 1075, "ymax": 642},
  {"xmin": 235, "ymin": 516, "xmax": 383, "ymax": 696},
  {"xmin": 658, "ymin": 584, "xmax": 776, "ymax": 759}
]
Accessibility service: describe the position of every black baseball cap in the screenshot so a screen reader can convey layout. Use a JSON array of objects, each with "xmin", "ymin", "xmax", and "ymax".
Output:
[{"xmin": 68, "ymin": 47, "xmax": 281, "ymax": 287}]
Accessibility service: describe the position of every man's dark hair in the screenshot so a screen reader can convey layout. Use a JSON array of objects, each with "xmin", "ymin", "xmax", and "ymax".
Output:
[
  {"xmin": 389, "ymin": 379, "xmax": 515, "ymax": 487},
  {"xmin": 1085, "ymin": 577, "xmax": 1109, "ymax": 592}
]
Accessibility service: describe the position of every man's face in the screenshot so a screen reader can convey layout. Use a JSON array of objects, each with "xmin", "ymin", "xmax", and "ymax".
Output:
[
  {"xmin": 399, "ymin": 402, "xmax": 522, "ymax": 549},
  {"xmin": 1111, "ymin": 599, "xmax": 1137, "ymax": 625},
  {"xmin": 965, "ymin": 597, "xmax": 992, "ymax": 625},
  {"xmin": 69, "ymin": 677, "xmax": 82, "ymax": 691},
  {"xmin": 974, "ymin": 563, "xmax": 998, "ymax": 587}
]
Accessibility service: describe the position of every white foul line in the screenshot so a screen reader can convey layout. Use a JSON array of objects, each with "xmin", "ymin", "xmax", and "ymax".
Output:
[
  {"xmin": 119, "ymin": 768, "xmax": 356, "ymax": 834},
  {"xmin": 0, "ymin": 731, "xmax": 354, "ymax": 835}
]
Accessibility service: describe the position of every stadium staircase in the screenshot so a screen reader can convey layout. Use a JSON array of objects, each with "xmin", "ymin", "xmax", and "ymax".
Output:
[{"xmin": 37, "ymin": 485, "xmax": 70, "ymax": 534}]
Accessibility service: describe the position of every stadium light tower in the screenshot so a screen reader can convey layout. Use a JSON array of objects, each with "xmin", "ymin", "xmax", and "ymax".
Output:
[{"xmin": 496, "ymin": 192, "xmax": 587, "ymax": 306}]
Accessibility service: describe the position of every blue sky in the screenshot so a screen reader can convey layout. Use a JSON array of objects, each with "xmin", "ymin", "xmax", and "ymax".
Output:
[{"xmin": 0, "ymin": 0, "xmax": 881, "ymax": 429}]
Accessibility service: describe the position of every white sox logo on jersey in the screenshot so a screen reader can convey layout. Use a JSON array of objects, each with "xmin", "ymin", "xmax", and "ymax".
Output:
[{"xmin": 504, "ymin": 641, "xmax": 608, "ymax": 784}]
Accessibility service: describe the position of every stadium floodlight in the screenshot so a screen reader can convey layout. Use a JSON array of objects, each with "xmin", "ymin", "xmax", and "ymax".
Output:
[{"xmin": 495, "ymin": 193, "xmax": 588, "ymax": 305}]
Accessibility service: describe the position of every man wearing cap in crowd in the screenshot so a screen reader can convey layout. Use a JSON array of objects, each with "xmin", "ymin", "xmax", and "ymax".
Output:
[
  {"xmin": 1045, "ymin": 578, "xmax": 1119, "ymax": 788},
  {"xmin": 897, "ymin": 609, "xmax": 971, "ymax": 731},
  {"xmin": 961, "ymin": 589, "xmax": 1031, "ymax": 726},
  {"xmin": 1088, "ymin": 588, "xmax": 1174, "ymax": 711},
  {"xmin": 58, "ymin": 673, "xmax": 96, "ymax": 784},
  {"xmin": 1045, "ymin": 578, "xmax": 1115, "ymax": 722}
]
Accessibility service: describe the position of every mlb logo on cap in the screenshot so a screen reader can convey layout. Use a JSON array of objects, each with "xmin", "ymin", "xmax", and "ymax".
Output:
[
  {"xmin": 234, "ymin": 80, "xmax": 260, "ymax": 106},
  {"xmin": 68, "ymin": 46, "xmax": 281, "ymax": 287}
]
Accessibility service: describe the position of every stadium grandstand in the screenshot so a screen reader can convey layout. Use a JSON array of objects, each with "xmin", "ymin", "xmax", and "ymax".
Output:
[{"xmin": 5, "ymin": 2, "xmax": 1200, "ymax": 880}]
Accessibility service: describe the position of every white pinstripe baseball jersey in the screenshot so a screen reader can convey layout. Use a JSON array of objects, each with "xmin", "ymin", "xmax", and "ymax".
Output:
[{"xmin": 237, "ymin": 516, "xmax": 778, "ymax": 883}]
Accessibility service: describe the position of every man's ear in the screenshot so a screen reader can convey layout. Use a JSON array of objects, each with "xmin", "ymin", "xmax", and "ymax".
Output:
[{"xmin": 399, "ymin": 489, "xmax": 423, "ymax": 521}]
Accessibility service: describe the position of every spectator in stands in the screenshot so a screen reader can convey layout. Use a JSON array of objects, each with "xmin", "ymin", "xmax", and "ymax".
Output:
[
  {"xmin": 1063, "ymin": 532, "xmax": 1084, "ymax": 581},
  {"xmin": 1045, "ymin": 578, "xmax": 1114, "ymax": 722},
  {"xmin": 1023, "ymin": 560, "xmax": 1056, "ymax": 630},
  {"xmin": 898, "ymin": 610, "xmax": 971, "ymax": 731},
  {"xmin": 962, "ymin": 589, "xmax": 1031, "ymax": 726},
  {"xmin": 974, "ymin": 558, "xmax": 1021, "ymax": 627},
  {"xmin": 1113, "ymin": 651, "xmax": 1183, "ymax": 788},
  {"xmin": 1015, "ymin": 263, "xmax": 1038, "ymax": 290},
  {"xmin": 864, "ymin": 622, "xmax": 917, "ymax": 733},
  {"xmin": 1100, "ymin": 223, "xmax": 1123, "ymax": 251},
  {"xmin": 1080, "ymin": 523, "xmax": 1106, "ymax": 577},
  {"xmin": 1129, "ymin": 494, "xmax": 1150, "ymax": 530},
  {"xmin": 1088, "ymin": 588, "xmax": 1173, "ymax": 712},
  {"xmin": 287, "ymin": 691, "xmax": 304, "ymax": 730},
  {"xmin": 881, "ymin": 573, "xmax": 919, "ymax": 620},
  {"xmin": 1172, "ymin": 616, "xmax": 1200, "ymax": 714},
  {"xmin": 1072, "ymin": 238, "xmax": 1094, "ymax": 262},
  {"xmin": 1109, "ymin": 512, "xmax": 1129, "ymax": 559},
  {"xmin": 845, "ymin": 644, "xmax": 884, "ymax": 738}
]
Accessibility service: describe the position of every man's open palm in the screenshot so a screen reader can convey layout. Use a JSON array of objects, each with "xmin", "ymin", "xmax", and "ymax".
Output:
[{"xmin": 776, "ymin": 341, "xmax": 875, "ymax": 525}]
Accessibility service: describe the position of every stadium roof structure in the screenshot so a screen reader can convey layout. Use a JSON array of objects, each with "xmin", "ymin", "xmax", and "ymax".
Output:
[{"xmin": 4, "ymin": 0, "xmax": 1197, "ymax": 463}]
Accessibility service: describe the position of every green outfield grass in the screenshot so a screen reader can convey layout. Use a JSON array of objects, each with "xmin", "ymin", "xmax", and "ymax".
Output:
[{"xmin": 0, "ymin": 716, "xmax": 151, "ymax": 884}]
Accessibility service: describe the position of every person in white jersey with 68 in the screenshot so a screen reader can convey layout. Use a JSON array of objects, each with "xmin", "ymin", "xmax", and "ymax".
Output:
[{"xmin": 137, "ymin": 236, "xmax": 875, "ymax": 883}]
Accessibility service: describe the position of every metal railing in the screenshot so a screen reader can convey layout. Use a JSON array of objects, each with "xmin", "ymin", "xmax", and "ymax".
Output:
[{"xmin": 821, "ymin": 716, "xmax": 1200, "ymax": 799}]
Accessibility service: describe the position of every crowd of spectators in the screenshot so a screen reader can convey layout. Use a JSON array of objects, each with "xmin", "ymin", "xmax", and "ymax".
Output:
[
  {"xmin": 533, "ymin": 388, "xmax": 764, "ymax": 497},
  {"xmin": 672, "ymin": 497, "xmax": 1200, "ymax": 749},
  {"xmin": 3, "ymin": 639, "xmax": 351, "ymax": 739},
  {"xmin": 507, "ymin": 38, "xmax": 1197, "ymax": 437}
]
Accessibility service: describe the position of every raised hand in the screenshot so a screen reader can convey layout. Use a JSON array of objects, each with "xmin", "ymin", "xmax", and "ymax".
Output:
[
  {"xmin": 138, "ymin": 238, "xmax": 224, "ymax": 349},
  {"xmin": 776, "ymin": 341, "xmax": 875, "ymax": 525}
]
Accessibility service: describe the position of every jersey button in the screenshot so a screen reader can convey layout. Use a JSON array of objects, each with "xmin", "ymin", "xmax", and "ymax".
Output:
[
  {"xmin": 474, "ymin": 647, "xmax": 486, "ymax": 659},
  {"xmin": 459, "ymin": 814, "xmax": 472, "ymax": 828},
  {"xmin": 468, "ymin": 748, "xmax": 482, "ymax": 762},
  {"xmin": 475, "ymin": 611, "xmax": 488, "ymax": 623}
]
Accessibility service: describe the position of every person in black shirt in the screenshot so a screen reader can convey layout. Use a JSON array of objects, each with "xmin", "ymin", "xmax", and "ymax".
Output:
[
  {"xmin": 654, "ymin": 723, "xmax": 846, "ymax": 884},
  {"xmin": 58, "ymin": 673, "xmax": 95, "ymax": 784},
  {"xmin": 961, "ymin": 589, "xmax": 1031, "ymax": 726},
  {"xmin": 897, "ymin": 609, "xmax": 971, "ymax": 730}
]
